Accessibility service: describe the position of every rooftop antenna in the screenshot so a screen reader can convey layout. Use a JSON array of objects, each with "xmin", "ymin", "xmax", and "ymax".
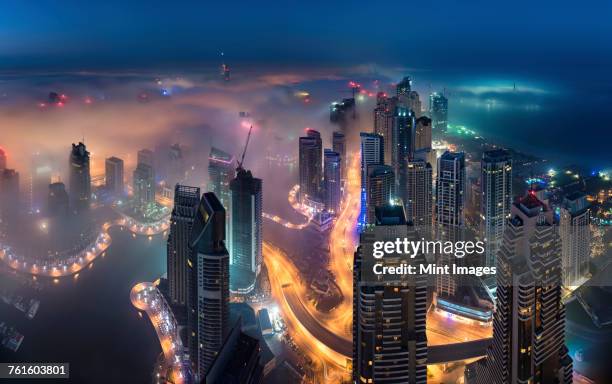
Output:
[{"xmin": 237, "ymin": 125, "xmax": 253, "ymax": 171}]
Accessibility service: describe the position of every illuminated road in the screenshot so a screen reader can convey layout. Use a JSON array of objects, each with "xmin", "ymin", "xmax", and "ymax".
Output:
[
  {"xmin": 130, "ymin": 282, "xmax": 191, "ymax": 384},
  {"xmin": 0, "ymin": 214, "xmax": 169, "ymax": 278},
  {"xmin": 263, "ymin": 184, "xmax": 313, "ymax": 230}
]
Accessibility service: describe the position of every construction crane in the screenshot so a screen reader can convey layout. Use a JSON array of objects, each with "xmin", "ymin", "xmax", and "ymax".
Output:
[{"xmin": 236, "ymin": 125, "xmax": 253, "ymax": 171}]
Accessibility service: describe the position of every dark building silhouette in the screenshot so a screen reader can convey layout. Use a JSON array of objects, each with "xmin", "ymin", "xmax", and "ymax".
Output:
[
  {"xmin": 298, "ymin": 129, "xmax": 322, "ymax": 204},
  {"xmin": 48, "ymin": 182, "xmax": 70, "ymax": 217},
  {"xmin": 69, "ymin": 142, "xmax": 91, "ymax": 212}
]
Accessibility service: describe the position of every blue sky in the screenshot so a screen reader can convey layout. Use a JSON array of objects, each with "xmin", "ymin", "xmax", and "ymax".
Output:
[{"xmin": 1, "ymin": 0, "xmax": 611, "ymax": 71}]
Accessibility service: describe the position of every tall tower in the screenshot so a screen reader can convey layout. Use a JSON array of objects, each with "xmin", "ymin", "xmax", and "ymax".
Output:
[
  {"xmin": 298, "ymin": 129, "xmax": 322, "ymax": 204},
  {"xmin": 468, "ymin": 192, "xmax": 573, "ymax": 384},
  {"xmin": 0, "ymin": 168, "xmax": 20, "ymax": 225},
  {"xmin": 373, "ymin": 92, "xmax": 395, "ymax": 165},
  {"xmin": 480, "ymin": 149, "xmax": 512, "ymax": 268},
  {"xmin": 414, "ymin": 116, "xmax": 432, "ymax": 152},
  {"xmin": 560, "ymin": 192, "xmax": 590, "ymax": 287},
  {"xmin": 392, "ymin": 105, "xmax": 416, "ymax": 206},
  {"xmin": 167, "ymin": 185, "xmax": 200, "ymax": 307},
  {"xmin": 435, "ymin": 151, "xmax": 465, "ymax": 297},
  {"xmin": 360, "ymin": 132, "xmax": 384, "ymax": 225},
  {"xmin": 332, "ymin": 131, "xmax": 346, "ymax": 180},
  {"xmin": 429, "ymin": 92, "xmax": 448, "ymax": 132},
  {"xmin": 208, "ymin": 147, "xmax": 234, "ymax": 211},
  {"xmin": 353, "ymin": 205, "xmax": 428, "ymax": 384},
  {"xmin": 229, "ymin": 167, "xmax": 263, "ymax": 294},
  {"xmin": 323, "ymin": 149, "xmax": 342, "ymax": 214},
  {"xmin": 188, "ymin": 192, "xmax": 230, "ymax": 380},
  {"xmin": 0, "ymin": 147, "xmax": 6, "ymax": 170},
  {"xmin": 69, "ymin": 142, "xmax": 91, "ymax": 212},
  {"xmin": 405, "ymin": 160, "xmax": 432, "ymax": 228},
  {"xmin": 365, "ymin": 164, "xmax": 394, "ymax": 224},
  {"xmin": 133, "ymin": 163, "xmax": 155, "ymax": 209},
  {"xmin": 105, "ymin": 156, "xmax": 124, "ymax": 196},
  {"xmin": 48, "ymin": 182, "xmax": 70, "ymax": 217}
]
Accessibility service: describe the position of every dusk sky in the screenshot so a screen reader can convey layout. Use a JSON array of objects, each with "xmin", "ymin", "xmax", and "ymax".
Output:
[{"xmin": 1, "ymin": 1, "xmax": 611, "ymax": 72}]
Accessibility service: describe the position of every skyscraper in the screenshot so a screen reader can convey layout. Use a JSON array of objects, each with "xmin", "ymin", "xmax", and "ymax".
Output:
[
  {"xmin": 414, "ymin": 116, "xmax": 432, "ymax": 151},
  {"xmin": 0, "ymin": 147, "xmax": 6, "ymax": 170},
  {"xmin": 430, "ymin": 92, "xmax": 448, "ymax": 132},
  {"xmin": 167, "ymin": 185, "xmax": 201, "ymax": 307},
  {"xmin": 188, "ymin": 192, "xmax": 230, "ymax": 380},
  {"xmin": 480, "ymin": 149, "xmax": 512, "ymax": 268},
  {"xmin": 467, "ymin": 193, "xmax": 573, "ymax": 384},
  {"xmin": 405, "ymin": 160, "xmax": 432, "ymax": 228},
  {"xmin": 435, "ymin": 151, "xmax": 465, "ymax": 297},
  {"xmin": 332, "ymin": 131, "xmax": 346, "ymax": 180},
  {"xmin": 208, "ymin": 147, "xmax": 234, "ymax": 211},
  {"xmin": 396, "ymin": 76, "xmax": 412, "ymax": 97},
  {"xmin": 560, "ymin": 192, "xmax": 590, "ymax": 287},
  {"xmin": 392, "ymin": 105, "xmax": 416, "ymax": 206},
  {"xmin": 137, "ymin": 148, "xmax": 154, "ymax": 168},
  {"xmin": 105, "ymin": 156, "xmax": 124, "ymax": 195},
  {"xmin": 323, "ymin": 149, "xmax": 342, "ymax": 214},
  {"xmin": 353, "ymin": 205, "xmax": 427, "ymax": 384},
  {"xmin": 360, "ymin": 132, "xmax": 384, "ymax": 225},
  {"xmin": 133, "ymin": 163, "xmax": 155, "ymax": 208},
  {"xmin": 365, "ymin": 164, "xmax": 394, "ymax": 224},
  {"xmin": 48, "ymin": 182, "xmax": 70, "ymax": 217},
  {"xmin": 69, "ymin": 142, "xmax": 91, "ymax": 212},
  {"xmin": 298, "ymin": 129, "xmax": 322, "ymax": 204},
  {"xmin": 0, "ymin": 168, "xmax": 20, "ymax": 224},
  {"xmin": 230, "ymin": 167, "xmax": 262, "ymax": 294},
  {"xmin": 373, "ymin": 93, "xmax": 396, "ymax": 165}
]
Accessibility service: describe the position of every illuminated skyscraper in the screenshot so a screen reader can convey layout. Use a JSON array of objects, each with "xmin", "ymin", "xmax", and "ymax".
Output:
[
  {"xmin": 230, "ymin": 167, "xmax": 262, "ymax": 294},
  {"xmin": 167, "ymin": 185, "xmax": 201, "ymax": 307},
  {"xmin": 480, "ymin": 149, "xmax": 512, "ymax": 268},
  {"xmin": 323, "ymin": 149, "xmax": 342, "ymax": 214},
  {"xmin": 405, "ymin": 160, "xmax": 432, "ymax": 228},
  {"xmin": 353, "ymin": 205, "xmax": 427, "ymax": 384},
  {"xmin": 133, "ymin": 163, "xmax": 155, "ymax": 208},
  {"xmin": 559, "ymin": 192, "xmax": 590, "ymax": 287},
  {"xmin": 105, "ymin": 156, "xmax": 124, "ymax": 196},
  {"xmin": 298, "ymin": 129, "xmax": 322, "ymax": 204},
  {"xmin": 429, "ymin": 92, "xmax": 448, "ymax": 132},
  {"xmin": 365, "ymin": 165, "xmax": 394, "ymax": 224},
  {"xmin": 208, "ymin": 147, "xmax": 234, "ymax": 211},
  {"xmin": 467, "ymin": 193, "xmax": 572, "ymax": 384},
  {"xmin": 332, "ymin": 131, "xmax": 346, "ymax": 180},
  {"xmin": 360, "ymin": 132, "xmax": 384, "ymax": 225},
  {"xmin": 48, "ymin": 182, "xmax": 69, "ymax": 217},
  {"xmin": 396, "ymin": 76, "xmax": 412, "ymax": 97},
  {"xmin": 188, "ymin": 192, "xmax": 230, "ymax": 380},
  {"xmin": 435, "ymin": 151, "xmax": 465, "ymax": 297},
  {"xmin": 392, "ymin": 105, "xmax": 416, "ymax": 206},
  {"xmin": 69, "ymin": 142, "xmax": 91, "ymax": 212},
  {"xmin": 373, "ymin": 92, "xmax": 395, "ymax": 165}
]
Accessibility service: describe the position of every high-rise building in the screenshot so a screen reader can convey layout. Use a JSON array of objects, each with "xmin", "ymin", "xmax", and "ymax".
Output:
[
  {"xmin": 373, "ymin": 93, "xmax": 396, "ymax": 165},
  {"xmin": 0, "ymin": 169, "xmax": 20, "ymax": 223},
  {"xmin": 187, "ymin": 192, "xmax": 230, "ymax": 380},
  {"xmin": 415, "ymin": 116, "xmax": 432, "ymax": 151},
  {"xmin": 560, "ymin": 192, "xmax": 590, "ymax": 287},
  {"xmin": 105, "ymin": 156, "xmax": 124, "ymax": 195},
  {"xmin": 332, "ymin": 131, "xmax": 346, "ymax": 180},
  {"xmin": 396, "ymin": 76, "xmax": 412, "ymax": 97},
  {"xmin": 330, "ymin": 98, "xmax": 356, "ymax": 128},
  {"xmin": 430, "ymin": 92, "xmax": 448, "ymax": 132},
  {"xmin": 230, "ymin": 167, "xmax": 262, "ymax": 294},
  {"xmin": 69, "ymin": 142, "xmax": 91, "ymax": 212},
  {"xmin": 48, "ymin": 182, "xmax": 69, "ymax": 217},
  {"xmin": 29, "ymin": 153, "xmax": 52, "ymax": 214},
  {"xmin": 137, "ymin": 148, "xmax": 154, "ymax": 168},
  {"xmin": 365, "ymin": 165, "xmax": 394, "ymax": 224},
  {"xmin": 405, "ymin": 160, "xmax": 432, "ymax": 228},
  {"xmin": 353, "ymin": 205, "xmax": 428, "ymax": 384},
  {"xmin": 208, "ymin": 147, "xmax": 234, "ymax": 211},
  {"xmin": 323, "ymin": 149, "xmax": 342, "ymax": 214},
  {"xmin": 467, "ymin": 193, "xmax": 573, "ymax": 384},
  {"xmin": 133, "ymin": 163, "xmax": 155, "ymax": 208},
  {"xmin": 298, "ymin": 129, "xmax": 322, "ymax": 204},
  {"xmin": 480, "ymin": 149, "xmax": 512, "ymax": 268},
  {"xmin": 0, "ymin": 148, "xmax": 6, "ymax": 170},
  {"xmin": 360, "ymin": 132, "xmax": 384, "ymax": 225},
  {"xmin": 392, "ymin": 105, "xmax": 416, "ymax": 206},
  {"xmin": 435, "ymin": 151, "xmax": 465, "ymax": 297},
  {"xmin": 167, "ymin": 185, "xmax": 201, "ymax": 307}
]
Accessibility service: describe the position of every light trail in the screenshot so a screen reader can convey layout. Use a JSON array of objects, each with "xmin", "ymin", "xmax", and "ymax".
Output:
[{"xmin": 131, "ymin": 282, "xmax": 191, "ymax": 384}]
